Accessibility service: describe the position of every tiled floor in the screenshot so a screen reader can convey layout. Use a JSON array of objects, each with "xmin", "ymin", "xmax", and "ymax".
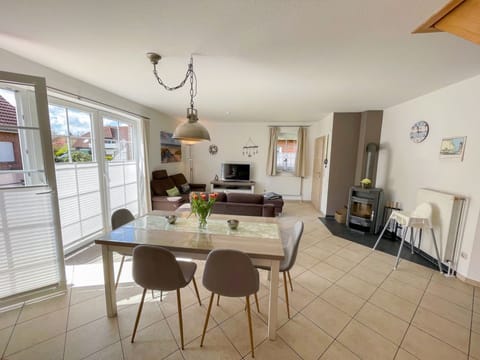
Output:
[{"xmin": 1, "ymin": 201, "xmax": 479, "ymax": 359}]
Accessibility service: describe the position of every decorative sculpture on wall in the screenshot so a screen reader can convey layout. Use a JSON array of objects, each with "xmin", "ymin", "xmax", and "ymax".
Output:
[{"xmin": 242, "ymin": 138, "xmax": 258, "ymax": 157}]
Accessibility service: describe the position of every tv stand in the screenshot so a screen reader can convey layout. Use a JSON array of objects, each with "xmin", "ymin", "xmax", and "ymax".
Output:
[{"xmin": 210, "ymin": 180, "xmax": 255, "ymax": 194}]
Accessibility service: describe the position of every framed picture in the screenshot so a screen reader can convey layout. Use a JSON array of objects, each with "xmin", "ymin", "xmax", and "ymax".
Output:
[
  {"xmin": 160, "ymin": 131, "xmax": 182, "ymax": 163},
  {"xmin": 439, "ymin": 136, "xmax": 466, "ymax": 161}
]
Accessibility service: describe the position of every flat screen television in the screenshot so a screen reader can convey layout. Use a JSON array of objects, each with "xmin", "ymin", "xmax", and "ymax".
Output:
[{"xmin": 221, "ymin": 163, "xmax": 251, "ymax": 182}]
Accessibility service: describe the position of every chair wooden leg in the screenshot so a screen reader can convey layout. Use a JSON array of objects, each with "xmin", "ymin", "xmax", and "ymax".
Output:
[
  {"xmin": 254, "ymin": 292, "xmax": 260, "ymax": 313},
  {"xmin": 287, "ymin": 271, "xmax": 293, "ymax": 291},
  {"xmin": 192, "ymin": 278, "xmax": 202, "ymax": 306},
  {"xmin": 176, "ymin": 289, "xmax": 184, "ymax": 350},
  {"xmin": 283, "ymin": 272, "xmax": 290, "ymax": 319},
  {"xmin": 115, "ymin": 256, "xmax": 125, "ymax": 289},
  {"xmin": 131, "ymin": 288, "xmax": 147, "ymax": 343},
  {"xmin": 246, "ymin": 295, "xmax": 255, "ymax": 358},
  {"xmin": 216, "ymin": 294, "xmax": 220, "ymax": 306},
  {"xmin": 201, "ymin": 293, "xmax": 215, "ymax": 347}
]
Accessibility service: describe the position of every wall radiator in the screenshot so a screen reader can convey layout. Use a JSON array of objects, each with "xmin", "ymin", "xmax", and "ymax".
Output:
[
  {"xmin": 413, "ymin": 188, "xmax": 466, "ymax": 274},
  {"xmin": 265, "ymin": 176, "xmax": 302, "ymax": 196}
]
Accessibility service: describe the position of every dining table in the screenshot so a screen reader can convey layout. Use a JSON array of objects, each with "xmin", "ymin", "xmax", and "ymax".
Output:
[{"xmin": 95, "ymin": 211, "xmax": 285, "ymax": 340}]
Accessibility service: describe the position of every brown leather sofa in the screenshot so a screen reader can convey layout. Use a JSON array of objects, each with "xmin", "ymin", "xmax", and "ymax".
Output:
[
  {"xmin": 211, "ymin": 192, "xmax": 279, "ymax": 217},
  {"xmin": 150, "ymin": 170, "xmax": 206, "ymax": 210}
]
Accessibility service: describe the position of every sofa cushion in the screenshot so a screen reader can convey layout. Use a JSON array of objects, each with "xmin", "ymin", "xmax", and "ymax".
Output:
[
  {"xmin": 170, "ymin": 173, "xmax": 188, "ymax": 187},
  {"xmin": 227, "ymin": 193, "xmax": 264, "ymax": 204},
  {"xmin": 180, "ymin": 183, "xmax": 191, "ymax": 194},
  {"xmin": 166, "ymin": 186, "xmax": 180, "ymax": 196},
  {"xmin": 152, "ymin": 169, "xmax": 168, "ymax": 180},
  {"xmin": 214, "ymin": 192, "xmax": 227, "ymax": 202},
  {"xmin": 151, "ymin": 177, "xmax": 176, "ymax": 196}
]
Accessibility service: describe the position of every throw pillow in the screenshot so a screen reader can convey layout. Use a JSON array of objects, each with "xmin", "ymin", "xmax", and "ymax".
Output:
[
  {"xmin": 166, "ymin": 186, "xmax": 180, "ymax": 196},
  {"xmin": 180, "ymin": 183, "xmax": 191, "ymax": 194}
]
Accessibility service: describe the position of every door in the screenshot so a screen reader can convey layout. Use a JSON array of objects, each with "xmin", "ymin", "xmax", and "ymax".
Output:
[
  {"xmin": 0, "ymin": 71, "xmax": 65, "ymax": 306},
  {"xmin": 311, "ymin": 136, "xmax": 326, "ymax": 212}
]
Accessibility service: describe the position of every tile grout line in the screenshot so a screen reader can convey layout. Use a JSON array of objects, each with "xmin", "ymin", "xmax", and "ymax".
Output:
[
  {"xmin": 1, "ymin": 302, "xmax": 24, "ymax": 359},
  {"xmin": 63, "ymin": 284, "xmax": 74, "ymax": 360},
  {"xmin": 468, "ymin": 286, "xmax": 475, "ymax": 359}
]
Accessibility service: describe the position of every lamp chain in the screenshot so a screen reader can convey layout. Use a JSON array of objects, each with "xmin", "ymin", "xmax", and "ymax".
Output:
[{"xmin": 151, "ymin": 57, "xmax": 196, "ymax": 96}]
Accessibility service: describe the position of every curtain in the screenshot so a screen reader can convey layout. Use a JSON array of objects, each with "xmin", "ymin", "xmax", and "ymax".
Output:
[
  {"xmin": 266, "ymin": 127, "xmax": 279, "ymax": 176},
  {"xmin": 295, "ymin": 127, "xmax": 307, "ymax": 177},
  {"xmin": 140, "ymin": 118, "xmax": 152, "ymax": 213}
]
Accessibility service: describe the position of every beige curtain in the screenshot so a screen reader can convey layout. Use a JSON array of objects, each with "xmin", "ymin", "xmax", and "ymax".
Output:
[
  {"xmin": 141, "ymin": 118, "xmax": 152, "ymax": 213},
  {"xmin": 266, "ymin": 127, "xmax": 279, "ymax": 176},
  {"xmin": 295, "ymin": 127, "xmax": 307, "ymax": 177}
]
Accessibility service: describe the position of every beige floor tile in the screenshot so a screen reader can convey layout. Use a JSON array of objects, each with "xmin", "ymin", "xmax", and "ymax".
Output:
[
  {"xmin": 294, "ymin": 270, "xmax": 332, "ymax": 295},
  {"xmin": 412, "ymin": 307, "xmax": 469, "ymax": 353},
  {"xmin": 67, "ymin": 294, "xmax": 108, "ymax": 330},
  {"xmin": 355, "ymin": 302, "xmax": 409, "ymax": 345},
  {"xmin": 83, "ymin": 341, "xmax": 124, "ymax": 360},
  {"xmin": 157, "ymin": 288, "xmax": 200, "ymax": 319},
  {"xmin": 295, "ymin": 253, "xmax": 321, "ymax": 269},
  {"xmin": 389, "ymin": 269, "xmax": 431, "ymax": 290},
  {"xmin": 470, "ymin": 331, "xmax": 480, "ymax": 360},
  {"xmin": 122, "ymin": 320, "xmax": 179, "ymax": 359},
  {"xmin": 427, "ymin": 281, "xmax": 473, "ymax": 310},
  {"xmin": 166, "ymin": 302, "xmax": 216, "ymax": 346},
  {"xmin": 336, "ymin": 274, "xmax": 377, "ymax": 300},
  {"xmin": 369, "ymin": 289, "xmax": 417, "ymax": 322},
  {"xmin": 278, "ymin": 281, "xmax": 316, "ymax": 314},
  {"xmin": 256, "ymin": 295, "xmax": 290, "ymax": 329},
  {"xmin": 314, "ymin": 239, "xmax": 345, "ymax": 254},
  {"xmin": 321, "ymin": 285, "xmax": 365, "ymax": 316},
  {"xmin": 381, "ymin": 277, "xmax": 424, "ymax": 305},
  {"xmin": 0, "ymin": 308, "xmax": 21, "ymax": 330},
  {"xmin": 310, "ymin": 261, "xmax": 346, "ymax": 283},
  {"xmin": 5, "ymin": 333, "xmax": 65, "ymax": 360},
  {"xmin": 473, "ymin": 312, "xmax": 480, "ymax": 334},
  {"xmin": 162, "ymin": 350, "xmax": 184, "ymax": 360},
  {"xmin": 335, "ymin": 248, "xmax": 369, "ymax": 264},
  {"xmin": 344, "ymin": 241, "xmax": 372, "ymax": 255},
  {"xmin": 5, "ymin": 307, "xmax": 68, "ymax": 356},
  {"xmin": 324, "ymin": 255, "xmax": 356, "ymax": 272},
  {"xmin": 475, "ymin": 295, "xmax": 480, "ymax": 314},
  {"xmin": 306, "ymin": 246, "xmax": 335, "ymax": 261},
  {"xmin": 398, "ymin": 260, "xmax": 434, "ymax": 279},
  {"xmin": 431, "ymin": 273, "xmax": 474, "ymax": 296},
  {"xmin": 69, "ymin": 285, "xmax": 105, "ymax": 306},
  {"xmin": 395, "ymin": 348, "xmax": 419, "ymax": 360},
  {"xmin": 1, "ymin": 326, "xmax": 14, "ymax": 357},
  {"xmin": 288, "ymin": 263, "xmax": 307, "ymax": 279},
  {"xmin": 117, "ymin": 298, "xmax": 165, "ymax": 339},
  {"xmin": 349, "ymin": 264, "xmax": 390, "ymax": 286},
  {"xmin": 420, "ymin": 292, "xmax": 472, "ymax": 329},
  {"xmin": 361, "ymin": 255, "xmax": 395, "ymax": 274},
  {"xmin": 18, "ymin": 291, "xmax": 70, "ymax": 324},
  {"xmin": 252, "ymin": 335, "xmax": 301, "ymax": 359},
  {"xmin": 402, "ymin": 326, "xmax": 467, "ymax": 360},
  {"xmin": 301, "ymin": 298, "xmax": 351, "ymax": 338},
  {"xmin": 220, "ymin": 310, "xmax": 267, "ymax": 357},
  {"xmin": 278, "ymin": 313, "xmax": 333, "ymax": 360},
  {"xmin": 181, "ymin": 326, "xmax": 241, "ymax": 360},
  {"xmin": 320, "ymin": 341, "xmax": 360, "ymax": 359},
  {"xmin": 338, "ymin": 319, "xmax": 397, "ymax": 360},
  {"xmin": 206, "ymin": 295, "xmax": 245, "ymax": 325},
  {"xmin": 64, "ymin": 317, "xmax": 120, "ymax": 360}
]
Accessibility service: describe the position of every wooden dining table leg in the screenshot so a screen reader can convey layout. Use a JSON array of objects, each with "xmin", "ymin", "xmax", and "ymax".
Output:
[
  {"xmin": 102, "ymin": 245, "xmax": 117, "ymax": 317},
  {"xmin": 267, "ymin": 259, "xmax": 279, "ymax": 340}
]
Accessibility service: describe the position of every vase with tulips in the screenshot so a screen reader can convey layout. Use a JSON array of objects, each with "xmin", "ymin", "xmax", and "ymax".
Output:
[{"xmin": 190, "ymin": 192, "xmax": 217, "ymax": 229}]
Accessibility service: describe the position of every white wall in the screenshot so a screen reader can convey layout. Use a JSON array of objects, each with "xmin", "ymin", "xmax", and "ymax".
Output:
[
  {"xmin": 0, "ymin": 49, "xmax": 180, "ymax": 176},
  {"xmin": 191, "ymin": 121, "xmax": 312, "ymax": 198},
  {"xmin": 377, "ymin": 74, "xmax": 480, "ymax": 281}
]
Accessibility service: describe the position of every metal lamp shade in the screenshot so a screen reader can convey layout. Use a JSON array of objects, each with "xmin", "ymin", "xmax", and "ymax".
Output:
[{"xmin": 172, "ymin": 119, "xmax": 211, "ymax": 143}]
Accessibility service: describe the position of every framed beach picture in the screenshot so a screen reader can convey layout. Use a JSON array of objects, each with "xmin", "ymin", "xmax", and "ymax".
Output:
[
  {"xmin": 160, "ymin": 131, "xmax": 182, "ymax": 163},
  {"xmin": 439, "ymin": 136, "xmax": 466, "ymax": 161}
]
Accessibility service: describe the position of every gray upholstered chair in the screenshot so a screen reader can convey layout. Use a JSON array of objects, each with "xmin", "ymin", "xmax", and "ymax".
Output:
[
  {"xmin": 111, "ymin": 208, "xmax": 135, "ymax": 288},
  {"xmin": 200, "ymin": 249, "xmax": 259, "ymax": 358},
  {"xmin": 257, "ymin": 220, "xmax": 304, "ymax": 319},
  {"xmin": 131, "ymin": 245, "xmax": 202, "ymax": 349}
]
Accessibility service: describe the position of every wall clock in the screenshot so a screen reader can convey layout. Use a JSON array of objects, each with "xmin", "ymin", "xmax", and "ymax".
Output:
[
  {"xmin": 209, "ymin": 144, "xmax": 218, "ymax": 155},
  {"xmin": 410, "ymin": 121, "xmax": 429, "ymax": 143}
]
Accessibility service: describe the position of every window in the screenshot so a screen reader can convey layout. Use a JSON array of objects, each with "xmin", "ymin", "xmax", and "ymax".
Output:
[
  {"xmin": 48, "ymin": 100, "xmax": 143, "ymax": 253},
  {"xmin": 276, "ymin": 129, "xmax": 298, "ymax": 173}
]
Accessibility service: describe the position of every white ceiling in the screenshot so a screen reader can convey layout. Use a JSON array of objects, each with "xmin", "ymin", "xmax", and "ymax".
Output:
[{"xmin": 1, "ymin": 0, "xmax": 480, "ymax": 124}]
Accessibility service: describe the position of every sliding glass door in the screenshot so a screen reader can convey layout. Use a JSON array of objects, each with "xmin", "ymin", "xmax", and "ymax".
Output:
[{"xmin": 0, "ymin": 71, "xmax": 65, "ymax": 306}]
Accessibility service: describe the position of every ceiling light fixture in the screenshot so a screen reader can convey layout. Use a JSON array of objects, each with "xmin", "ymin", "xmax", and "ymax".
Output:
[{"xmin": 147, "ymin": 52, "xmax": 210, "ymax": 144}]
